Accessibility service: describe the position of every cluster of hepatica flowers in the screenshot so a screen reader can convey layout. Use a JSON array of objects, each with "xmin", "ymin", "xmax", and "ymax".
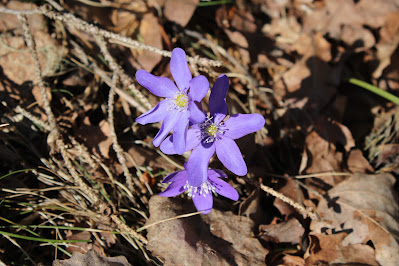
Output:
[{"xmin": 136, "ymin": 48, "xmax": 265, "ymax": 214}]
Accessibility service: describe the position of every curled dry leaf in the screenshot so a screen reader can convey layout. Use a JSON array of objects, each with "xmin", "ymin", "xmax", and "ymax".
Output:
[
  {"xmin": 273, "ymin": 177, "xmax": 304, "ymax": 218},
  {"xmin": 300, "ymin": 118, "xmax": 355, "ymax": 189},
  {"xmin": 164, "ymin": 0, "xmax": 199, "ymax": 27},
  {"xmin": 0, "ymin": 32, "xmax": 65, "ymax": 85},
  {"xmin": 347, "ymin": 149, "xmax": 374, "ymax": 173},
  {"xmin": 373, "ymin": 11, "xmax": 399, "ymax": 79},
  {"xmin": 309, "ymin": 173, "xmax": 399, "ymax": 265},
  {"xmin": 136, "ymin": 13, "xmax": 163, "ymax": 72},
  {"xmin": 305, "ymin": 232, "xmax": 378, "ymax": 266},
  {"xmin": 303, "ymin": 0, "xmax": 398, "ymax": 50},
  {"xmin": 259, "ymin": 218, "xmax": 304, "ymax": 245},
  {"xmin": 53, "ymin": 249, "xmax": 132, "ymax": 266},
  {"xmin": 146, "ymin": 195, "xmax": 268, "ymax": 265}
]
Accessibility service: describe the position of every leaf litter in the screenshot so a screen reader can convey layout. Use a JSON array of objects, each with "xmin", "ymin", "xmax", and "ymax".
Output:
[{"xmin": 0, "ymin": 0, "xmax": 399, "ymax": 265}]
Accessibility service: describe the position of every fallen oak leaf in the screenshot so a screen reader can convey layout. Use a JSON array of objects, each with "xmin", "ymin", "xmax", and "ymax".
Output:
[
  {"xmin": 305, "ymin": 232, "xmax": 378, "ymax": 265},
  {"xmin": 308, "ymin": 173, "xmax": 399, "ymax": 265},
  {"xmin": 146, "ymin": 195, "xmax": 268, "ymax": 265},
  {"xmin": 53, "ymin": 249, "xmax": 132, "ymax": 266}
]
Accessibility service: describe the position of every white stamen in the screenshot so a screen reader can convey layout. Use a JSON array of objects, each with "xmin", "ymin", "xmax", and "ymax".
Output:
[
  {"xmin": 198, "ymin": 116, "xmax": 226, "ymax": 143},
  {"xmin": 184, "ymin": 180, "xmax": 216, "ymax": 198}
]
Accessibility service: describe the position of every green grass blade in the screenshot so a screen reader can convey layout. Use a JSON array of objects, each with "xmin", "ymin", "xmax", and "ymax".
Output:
[
  {"xmin": 198, "ymin": 0, "xmax": 232, "ymax": 7},
  {"xmin": 0, "ymin": 169, "xmax": 35, "ymax": 181},
  {"xmin": 349, "ymin": 78, "xmax": 399, "ymax": 105},
  {"xmin": 0, "ymin": 230, "xmax": 91, "ymax": 243}
]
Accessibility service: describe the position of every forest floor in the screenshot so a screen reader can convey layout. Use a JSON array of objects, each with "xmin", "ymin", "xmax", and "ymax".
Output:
[{"xmin": 1, "ymin": 0, "xmax": 399, "ymax": 265}]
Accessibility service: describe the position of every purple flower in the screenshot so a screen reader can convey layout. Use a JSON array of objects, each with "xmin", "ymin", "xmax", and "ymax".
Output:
[
  {"xmin": 159, "ymin": 168, "xmax": 239, "ymax": 214},
  {"xmin": 135, "ymin": 48, "xmax": 209, "ymax": 155},
  {"xmin": 160, "ymin": 75, "xmax": 265, "ymax": 186}
]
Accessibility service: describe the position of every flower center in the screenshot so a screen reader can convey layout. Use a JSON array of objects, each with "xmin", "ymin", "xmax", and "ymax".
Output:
[
  {"xmin": 205, "ymin": 124, "xmax": 218, "ymax": 137},
  {"xmin": 199, "ymin": 116, "xmax": 226, "ymax": 143},
  {"xmin": 174, "ymin": 93, "xmax": 188, "ymax": 108},
  {"xmin": 184, "ymin": 180, "xmax": 216, "ymax": 198}
]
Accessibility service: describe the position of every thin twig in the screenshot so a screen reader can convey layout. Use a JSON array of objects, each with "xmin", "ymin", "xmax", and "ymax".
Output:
[
  {"xmin": 108, "ymin": 74, "xmax": 138, "ymax": 199},
  {"xmin": 260, "ymin": 184, "xmax": 318, "ymax": 220},
  {"xmin": 95, "ymin": 35, "xmax": 147, "ymax": 197},
  {"xmin": 18, "ymin": 13, "xmax": 119, "ymax": 230}
]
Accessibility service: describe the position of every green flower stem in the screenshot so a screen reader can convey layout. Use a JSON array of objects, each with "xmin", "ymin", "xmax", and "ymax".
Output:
[{"xmin": 349, "ymin": 78, "xmax": 399, "ymax": 106}]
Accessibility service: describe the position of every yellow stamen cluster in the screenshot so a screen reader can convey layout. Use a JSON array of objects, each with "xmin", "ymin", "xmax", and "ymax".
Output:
[
  {"xmin": 174, "ymin": 94, "xmax": 189, "ymax": 108},
  {"xmin": 205, "ymin": 124, "xmax": 218, "ymax": 137}
]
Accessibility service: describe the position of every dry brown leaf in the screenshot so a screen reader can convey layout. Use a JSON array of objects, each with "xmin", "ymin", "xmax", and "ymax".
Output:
[
  {"xmin": 136, "ymin": 13, "xmax": 163, "ymax": 72},
  {"xmin": 164, "ymin": 0, "xmax": 199, "ymax": 27},
  {"xmin": 309, "ymin": 173, "xmax": 399, "ymax": 265},
  {"xmin": 347, "ymin": 149, "xmax": 374, "ymax": 173},
  {"xmin": 146, "ymin": 195, "xmax": 268, "ymax": 265},
  {"xmin": 65, "ymin": 231, "xmax": 93, "ymax": 255},
  {"xmin": 275, "ymin": 254, "xmax": 305, "ymax": 266},
  {"xmin": 0, "ymin": 2, "xmax": 44, "ymax": 32},
  {"xmin": 75, "ymin": 118, "xmax": 113, "ymax": 159},
  {"xmin": 230, "ymin": 9, "xmax": 257, "ymax": 33},
  {"xmin": 273, "ymin": 178, "xmax": 303, "ymax": 218},
  {"xmin": 110, "ymin": 10, "xmax": 138, "ymax": 36},
  {"xmin": 239, "ymin": 189, "xmax": 269, "ymax": 227},
  {"xmin": 273, "ymin": 57, "xmax": 336, "ymax": 111},
  {"xmin": 53, "ymin": 249, "xmax": 131, "ymax": 266},
  {"xmin": 262, "ymin": 16, "xmax": 301, "ymax": 46},
  {"xmin": 303, "ymin": 0, "xmax": 398, "ymax": 49},
  {"xmin": 373, "ymin": 11, "xmax": 399, "ymax": 79},
  {"xmin": 0, "ymin": 32, "xmax": 64, "ymax": 85},
  {"xmin": 259, "ymin": 218, "xmax": 304, "ymax": 245},
  {"xmin": 300, "ymin": 119, "xmax": 355, "ymax": 188},
  {"xmin": 375, "ymin": 144, "xmax": 399, "ymax": 173},
  {"xmin": 305, "ymin": 233, "xmax": 378, "ymax": 265}
]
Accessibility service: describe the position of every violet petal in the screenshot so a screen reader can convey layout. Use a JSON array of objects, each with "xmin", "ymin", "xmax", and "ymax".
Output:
[
  {"xmin": 188, "ymin": 101, "xmax": 206, "ymax": 124},
  {"xmin": 223, "ymin": 113, "xmax": 265, "ymax": 140},
  {"xmin": 208, "ymin": 175, "xmax": 239, "ymax": 201},
  {"xmin": 153, "ymin": 111, "xmax": 182, "ymax": 147},
  {"xmin": 162, "ymin": 170, "xmax": 188, "ymax": 183},
  {"xmin": 135, "ymin": 99, "xmax": 169, "ymax": 125},
  {"xmin": 215, "ymin": 136, "xmax": 247, "ymax": 176},
  {"xmin": 186, "ymin": 142, "xmax": 216, "ymax": 187},
  {"xmin": 136, "ymin": 69, "xmax": 178, "ymax": 98},
  {"xmin": 158, "ymin": 179, "xmax": 187, "ymax": 197},
  {"xmin": 209, "ymin": 75, "xmax": 229, "ymax": 124},
  {"xmin": 207, "ymin": 169, "xmax": 228, "ymax": 179},
  {"xmin": 192, "ymin": 192, "xmax": 213, "ymax": 214},
  {"xmin": 160, "ymin": 128, "xmax": 201, "ymax": 154},
  {"xmin": 188, "ymin": 75, "xmax": 209, "ymax": 102},
  {"xmin": 170, "ymin": 48, "xmax": 192, "ymax": 91},
  {"xmin": 173, "ymin": 111, "xmax": 190, "ymax": 155}
]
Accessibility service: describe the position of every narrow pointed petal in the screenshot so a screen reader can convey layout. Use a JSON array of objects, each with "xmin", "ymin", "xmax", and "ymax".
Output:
[
  {"xmin": 223, "ymin": 113, "xmax": 265, "ymax": 139},
  {"xmin": 209, "ymin": 75, "xmax": 229, "ymax": 124},
  {"xmin": 159, "ymin": 179, "xmax": 187, "ymax": 197},
  {"xmin": 160, "ymin": 128, "xmax": 201, "ymax": 154},
  {"xmin": 136, "ymin": 69, "xmax": 179, "ymax": 98},
  {"xmin": 173, "ymin": 111, "xmax": 190, "ymax": 155},
  {"xmin": 153, "ymin": 111, "xmax": 182, "ymax": 147},
  {"xmin": 162, "ymin": 170, "xmax": 187, "ymax": 183},
  {"xmin": 186, "ymin": 142, "xmax": 216, "ymax": 187},
  {"xmin": 215, "ymin": 136, "xmax": 247, "ymax": 176},
  {"xmin": 170, "ymin": 48, "xmax": 192, "ymax": 91},
  {"xmin": 192, "ymin": 193, "xmax": 213, "ymax": 214},
  {"xmin": 135, "ymin": 100, "xmax": 169, "ymax": 125},
  {"xmin": 188, "ymin": 101, "xmax": 206, "ymax": 124},
  {"xmin": 207, "ymin": 169, "xmax": 228, "ymax": 179},
  {"xmin": 209, "ymin": 176, "xmax": 239, "ymax": 201},
  {"xmin": 188, "ymin": 75, "xmax": 209, "ymax": 102}
]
